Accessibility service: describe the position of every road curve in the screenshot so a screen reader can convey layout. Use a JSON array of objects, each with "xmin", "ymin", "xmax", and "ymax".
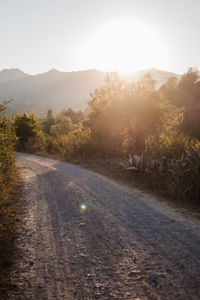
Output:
[{"xmin": 11, "ymin": 153, "xmax": 200, "ymax": 300}]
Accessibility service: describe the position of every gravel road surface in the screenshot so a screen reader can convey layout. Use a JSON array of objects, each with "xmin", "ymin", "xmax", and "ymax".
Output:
[{"xmin": 11, "ymin": 153, "xmax": 200, "ymax": 299}]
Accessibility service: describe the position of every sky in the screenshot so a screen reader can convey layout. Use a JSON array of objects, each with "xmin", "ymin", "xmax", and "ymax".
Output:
[{"xmin": 0, "ymin": 0, "xmax": 200, "ymax": 74}]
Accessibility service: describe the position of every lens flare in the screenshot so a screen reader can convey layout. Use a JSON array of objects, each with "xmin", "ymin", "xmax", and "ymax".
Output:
[{"xmin": 80, "ymin": 203, "xmax": 87, "ymax": 212}]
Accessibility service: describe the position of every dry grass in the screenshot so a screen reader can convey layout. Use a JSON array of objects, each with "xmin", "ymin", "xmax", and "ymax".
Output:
[{"xmin": 0, "ymin": 167, "xmax": 22, "ymax": 299}]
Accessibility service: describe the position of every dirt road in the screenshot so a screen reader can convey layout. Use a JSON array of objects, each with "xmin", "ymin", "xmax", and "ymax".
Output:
[{"xmin": 11, "ymin": 153, "xmax": 200, "ymax": 299}]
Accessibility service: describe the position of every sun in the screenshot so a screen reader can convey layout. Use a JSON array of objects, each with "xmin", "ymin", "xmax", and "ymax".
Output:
[{"xmin": 79, "ymin": 19, "xmax": 170, "ymax": 73}]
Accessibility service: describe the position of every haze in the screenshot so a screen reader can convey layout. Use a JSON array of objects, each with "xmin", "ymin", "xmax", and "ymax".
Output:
[{"xmin": 0, "ymin": 0, "xmax": 200, "ymax": 74}]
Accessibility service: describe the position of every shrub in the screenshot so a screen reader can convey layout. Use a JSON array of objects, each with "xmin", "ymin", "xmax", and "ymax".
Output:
[
  {"xmin": 14, "ymin": 113, "xmax": 44, "ymax": 151},
  {"xmin": 0, "ymin": 105, "xmax": 16, "ymax": 197},
  {"xmin": 121, "ymin": 133, "xmax": 200, "ymax": 204}
]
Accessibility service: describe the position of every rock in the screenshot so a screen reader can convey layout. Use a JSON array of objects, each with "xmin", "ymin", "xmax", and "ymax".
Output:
[
  {"xmin": 94, "ymin": 282, "xmax": 104, "ymax": 289},
  {"xmin": 148, "ymin": 271, "xmax": 158, "ymax": 282},
  {"xmin": 128, "ymin": 271, "xmax": 140, "ymax": 277}
]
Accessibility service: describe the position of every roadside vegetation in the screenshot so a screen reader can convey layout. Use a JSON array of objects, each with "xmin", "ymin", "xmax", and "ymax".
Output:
[
  {"xmin": 13, "ymin": 68, "xmax": 200, "ymax": 205},
  {"xmin": 0, "ymin": 102, "xmax": 21, "ymax": 298}
]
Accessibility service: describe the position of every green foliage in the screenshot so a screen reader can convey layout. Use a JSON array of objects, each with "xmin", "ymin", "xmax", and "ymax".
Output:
[
  {"xmin": 151, "ymin": 146, "xmax": 200, "ymax": 203},
  {"xmin": 14, "ymin": 113, "xmax": 43, "ymax": 150},
  {"xmin": 146, "ymin": 131, "xmax": 189, "ymax": 159},
  {"xmin": 44, "ymin": 128, "xmax": 91, "ymax": 158},
  {"xmin": 0, "ymin": 124, "xmax": 16, "ymax": 195},
  {"xmin": 59, "ymin": 108, "xmax": 84, "ymax": 124},
  {"xmin": 160, "ymin": 68, "xmax": 200, "ymax": 139},
  {"xmin": 83, "ymin": 73, "xmax": 181, "ymax": 156},
  {"xmin": 63, "ymin": 128, "xmax": 91, "ymax": 158},
  {"xmin": 13, "ymin": 68, "xmax": 200, "ymax": 205},
  {"xmin": 121, "ymin": 132, "xmax": 200, "ymax": 203},
  {"xmin": 0, "ymin": 102, "xmax": 16, "ymax": 198},
  {"xmin": 42, "ymin": 109, "xmax": 55, "ymax": 135},
  {"xmin": 50, "ymin": 114, "xmax": 77, "ymax": 137},
  {"xmin": 0, "ymin": 103, "xmax": 20, "ymax": 298}
]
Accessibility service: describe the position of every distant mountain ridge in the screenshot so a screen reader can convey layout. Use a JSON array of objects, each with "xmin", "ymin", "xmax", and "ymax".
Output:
[
  {"xmin": 0, "ymin": 68, "xmax": 30, "ymax": 84},
  {"xmin": 127, "ymin": 68, "xmax": 180, "ymax": 88},
  {"xmin": 0, "ymin": 68, "xmax": 179, "ymax": 116}
]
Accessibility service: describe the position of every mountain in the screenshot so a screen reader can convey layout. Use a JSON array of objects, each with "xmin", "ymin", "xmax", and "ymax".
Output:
[
  {"xmin": 0, "ymin": 69, "xmax": 106, "ymax": 115},
  {"xmin": 0, "ymin": 68, "xmax": 179, "ymax": 116},
  {"xmin": 0, "ymin": 68, "xmax": 30, "ymax": 84},
  {"xmin": 126, "ymin": 68, "xmax": 180, "ymax": 88}
]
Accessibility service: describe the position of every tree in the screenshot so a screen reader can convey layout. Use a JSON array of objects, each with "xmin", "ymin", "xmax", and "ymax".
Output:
[
  {"xmin": 177, "ymin": 68, "xmax": 200, "ymax": 138},
  {"xmin": 83, "ymin": 73, "xmax": 181, "ymax": 156},
  {"xmin": 59, "ymin": 108, "xmax": 84, "ymax": 124},
  {"xmin": 160, "ymin": 68, "xmax": 200, "ymax": 139},
  {"xmin": 0, "ymin": 101, "xmax": 16, "ymax": 193},
  {"xmin": 50, "ymin": 114, "xmax": 77, "ymax": 137},
  {"xmin": 14, "ymin": 113, "xmax": 43, "ymax": 149},
  {"xmin": 83, "ymin": 74, "xmax": 126, "ymax": 156},
  {"xmin": 42, "ymin": 109, "xmax": 55, "ymax": 135}
]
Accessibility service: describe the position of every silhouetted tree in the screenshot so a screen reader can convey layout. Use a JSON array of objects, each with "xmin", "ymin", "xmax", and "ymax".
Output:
[{"xmin": 160, "ymin": 68, "xmax": 200, "ymax": 139}]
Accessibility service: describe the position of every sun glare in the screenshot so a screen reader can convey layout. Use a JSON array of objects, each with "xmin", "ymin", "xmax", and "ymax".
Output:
[{"xmin": 79, "ymin": 19, "xmax": 170, "ymax": 73}]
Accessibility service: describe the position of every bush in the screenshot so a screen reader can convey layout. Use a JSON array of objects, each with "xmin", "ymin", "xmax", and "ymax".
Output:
[
  {"xmin": 44, "ymin": 128, "xmax": 92, "ymax": 158},
  {"xmin": 14, "ymin": 113, "xmax": 44, "ymax": 152},
  {"xmin": 121, "ymin": 133, "xmax": 200, "ymax": 204},
  {"xmin": 0, "ymin": 102, "xmax": 21, "ymax": 298},
  {"xmin": 0, "ymin": 111, "xmax": 16, "ymax": 197}
]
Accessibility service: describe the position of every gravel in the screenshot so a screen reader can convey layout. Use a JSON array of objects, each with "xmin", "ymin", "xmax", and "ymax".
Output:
[{"xmin": 10, "ymin": 153, "xmax": 200, "ymax": 300}]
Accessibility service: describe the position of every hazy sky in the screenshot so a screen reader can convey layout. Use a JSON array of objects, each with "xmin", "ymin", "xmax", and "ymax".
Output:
[{"xmin": 0, "ymin": 0, "xmax": 199, "ymax": 74}]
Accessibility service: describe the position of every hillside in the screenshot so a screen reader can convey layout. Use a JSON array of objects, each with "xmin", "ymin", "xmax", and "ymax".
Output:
[
  {"xmin": 0, "ymin": 68, "xmax": 179, "ymax": 116},
  {"xmin": 126, "ymin": 68, "xmax": 180, "ymax": 88},
  {"xmin": 0, "ymin": 68, "xmax": 30, "ymax": 84}
]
